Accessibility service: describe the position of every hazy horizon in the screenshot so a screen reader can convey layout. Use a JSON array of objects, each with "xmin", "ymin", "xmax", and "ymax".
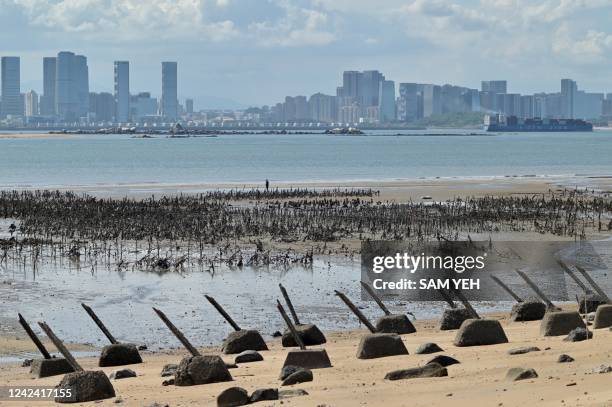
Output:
[{"xmin": 2, "ymin": 0, "xmax": 612, "ymax": 109}]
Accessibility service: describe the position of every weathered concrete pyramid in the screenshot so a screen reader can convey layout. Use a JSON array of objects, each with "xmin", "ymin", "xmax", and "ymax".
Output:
[
  {"xmin": 174, "ymin": 355, "xmax": 233, "ymax": 386},
  {"xmin": 454, "ymin": 319, "xmax": 509, "ymax": 346},
  {"xmin": 593, "ymin": 304, "xmax": 612, "ymax": 329},
  {"xmin": 510, "ymin": 301, "xmax": 546, "ymax": 322},
  {"xmin": 356, "ymin": 333, "xmax": 409, "ymax": 359},
  {"xmin": 540, "ymin": 311, "xmax": 586, "ymax": 336},
  {"xmin": 222, "ymin": 329, "xmax": 268, "ymax": 354},
  {"xmin": 375, "ymin": 314, "xmax": 416, "ymax": 334},
  {"xmin": 30, "ymin": 358, "xmax": 74, "ymax": 378},
  {"xmin": 99, "ymin": 343, "xmax": 142, "ymax": 367},
  {"xmin": 439, "ymin": 308, "xmax": 472, "ymax": 330},
  {"xmin": 282, "ymin": 324, "xmax": 326, "ymax": 347},
  {"xmin": 55, "ymin": 370, "xmax": 115, "ymax": 403}
]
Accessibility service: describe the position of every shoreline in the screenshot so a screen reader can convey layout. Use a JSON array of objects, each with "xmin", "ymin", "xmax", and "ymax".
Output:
[
  {"xmin": 2, "ymin": 175, "xmax": 611, "ymax": 201},
  {"xmin": 1, "ymin": 307, "xmax": 611, "ymax": 406}
]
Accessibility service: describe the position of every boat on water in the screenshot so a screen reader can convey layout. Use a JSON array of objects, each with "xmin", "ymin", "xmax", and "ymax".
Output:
[{"xmin": 484, "ymin": 114, "xmax": 593, "ymax": 132}]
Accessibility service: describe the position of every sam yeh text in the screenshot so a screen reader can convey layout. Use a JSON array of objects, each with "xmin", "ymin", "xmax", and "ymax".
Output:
[{"xmin": 372, "ymin": 278, "xmax": 480, "ymax": 290}]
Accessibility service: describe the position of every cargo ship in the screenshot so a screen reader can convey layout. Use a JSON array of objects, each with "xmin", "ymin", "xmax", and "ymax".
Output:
[{"xmin": 484, "ymin": 114, "xmax": 593, "ymax": 132}]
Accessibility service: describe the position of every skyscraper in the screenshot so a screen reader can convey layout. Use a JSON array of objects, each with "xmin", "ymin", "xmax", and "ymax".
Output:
[
  {"xmin": 74, "ymin": 55, "xmax": 89, "ymax": 119},
  {"xmin": 25, "ymin": 90, "xmax": 39, "ymax": 116},
  {"xmin": 1, "ymin": 56, "xmax": 22, "ymax": 118},
  {"xmin": 378, "ymin": 80, "xmax": 395, "ymax": 122},
  {"xmin": 422, "ymin": 84, "xmax": 441, "ymax": 117},
  {"xmin": 114, "ymin": 61, "xmax": 130, "ymax": 122},
  {"xmin": 185, "ymin": 98, "xmax": 193, "ymax": 114},
  {"xmin": 561, "ymin": 79, "xmax": 577, "ymax": 119},
  {"xmin": 161, "ymin": 62, "xmax": 178, "ymax": 120},
  {"xmin": 40, "ymin": 57, "xmax": 56, "ymax": 116},
  {"xmin": 55, "ymin": 51, "xmax": 89, "ymax": 121},
  {"xmin": 481, "ymin": 80, "xmax": 507, "ymax": 94},
  {"xmin": 397, "ymin": 83, "xmax": 419, "ymax": 122}
]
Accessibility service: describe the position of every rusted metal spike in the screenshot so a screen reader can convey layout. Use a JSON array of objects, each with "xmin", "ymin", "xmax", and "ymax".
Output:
[
  {"xmin": 18, "ymin": 313, "xmax": 51, "ymax": 359},
  {"xmin": 334, "ymin": 290, "xmax": 376, "ymax": 333},
  {"xmin": 152, "ymin": 307, "xmax": 201, "ymax": 357},
  {"xmin": 360, "ymin": 281, "xmax": 391, "ymax": 315},
  {"xmin": 204, "ymin": 295, "xmax": 241, "ymax": 331},
  {"xmin": 279, "ymin": 284, "xmax": 301, "ymax": 325},
  {"xmin": 490, "ymin": 276, "xmax": 523, "ymax": 303},
  {"xmin": 574, "ymin": 265, "xmax": 611, "ymax": 303},
  {"xmin": 449, "ymin": 288, "xmax": 480, "ymax": 319},
  {"xmin": 515, "ymin": 269, "xmax": 555, "ymax": 309},
  {"xmin": 81, "ymin": 303, "xmax": 118, "ymax": 344},
  {"xmin": 556, "ymin": 260, "xmax": 591, "ymax": 293},
  {"xmin": 437, "ymin": 288, "xmax": 457, "ymax": 308},
  {"xmin": 37, "ymin": 322, "xmax": 83, "ymax": 372},
  {"xmin": 277, "ymin": 300, "xmax": 305, "ymax": 350}
]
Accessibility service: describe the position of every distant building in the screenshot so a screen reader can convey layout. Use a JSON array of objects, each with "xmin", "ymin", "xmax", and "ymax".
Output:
[
  {"xmin": 130, "ymin": 92, "xmax": 158, "ymax": 122},
  {"xmin": 161, "ymin": 62, "xmax": 178, "ymax": 120},
  {"xmin": 40, "ymin": 57, "xmax": 56, "ymax": 116},
  {"xmin": 25, "ymin": 90, "xmax": 39, "ymax": 116},
  {"xmin": 308, "ymin": 93, "xmax": 336, "ymax": 122},
  {"xmin": 114, "ymin": 61, "xmax": 130, "ymax": 122},
  {"xmin": 185, "ymin": 98, "xmax": 193, "ymax": 114},
  {"xmin": 88, "ymin": 92, "xmax": 114, "ymax": 122},
  {"xmin": 56, "ymin": 51, "xmax": 89, "ymax": 121},
  {"xmin": 574, "ymin": 91, "xmax": 603, "ymax": 119},
  {"xmin": 561, "ymin": 79, "xmax": 577, "ymax": 119},
  {"xmin": 397, "ymin": 83, "xmax": 419, "ymax": 122},
  {"xmin": 481, "ymin": 80, "xmax": 507, "ymax": 94},
  {"xmin": 1, "ymin": 56, "xmax": 22, "ymax": 118},
  {"xmin": 421, "ymin": 84, "xmax": 441, "ymax": 117},
  {"xmin": 520, "ymin": 95, "xmax": 534, "ymax": 119},
  {"xmin": 378, "ymin": 80, "xmax": 395, "ymax": 122}
]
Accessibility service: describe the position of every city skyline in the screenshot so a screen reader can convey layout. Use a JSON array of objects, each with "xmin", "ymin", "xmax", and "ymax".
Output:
[
  {"xmin": 2, "ymin": 52, "xmax": 612, "ymax": 125},
  {"xmin": 1, "ymin": 1, "xmax": 612, "ymax": 108}
]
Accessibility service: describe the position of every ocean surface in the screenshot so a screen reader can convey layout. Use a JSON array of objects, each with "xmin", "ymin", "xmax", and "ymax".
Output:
[{"xmin": 1, "ymin": 129, "xmax": 611, "ymax": 189}]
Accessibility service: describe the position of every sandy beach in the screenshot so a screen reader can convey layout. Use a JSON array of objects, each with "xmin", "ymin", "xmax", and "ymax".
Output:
[
  {"xmin": 11, "ymin": 175, "xmax": 611, "ymax": 203},
  {"xmin": 0, "ymin": 307, "xmax": 610, "ymax": 407}
]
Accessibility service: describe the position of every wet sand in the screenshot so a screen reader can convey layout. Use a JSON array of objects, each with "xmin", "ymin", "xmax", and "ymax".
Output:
[
  {"xmin": 0, "ymin": 308, "xmax": 610, "ymax": 407},
  {"xmin": 17, "ymin": 176, "xmax": 610, "ymax": 202}
]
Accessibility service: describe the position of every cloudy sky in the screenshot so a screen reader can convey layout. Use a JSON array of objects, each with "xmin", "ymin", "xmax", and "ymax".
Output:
[{"xmin": 1, "ymin": 0, "xmax": 612, "ymax": 108}]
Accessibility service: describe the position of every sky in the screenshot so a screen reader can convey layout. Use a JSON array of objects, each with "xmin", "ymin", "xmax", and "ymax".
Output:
[{"xmin": 1, "ymin": 0, "xmax": 612, "ymax": 109}]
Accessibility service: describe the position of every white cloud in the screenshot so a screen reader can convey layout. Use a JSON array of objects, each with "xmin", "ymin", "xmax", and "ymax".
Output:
[
  {"xmin": 7, "ymin": 0, "xmax": 239, "ymax": 41},
  {"xmin": 248, "ymin": 3, "xmax": 336, "ymax": 47},
  {"xmin": 553, "ymin": 23, "xmax": 612, "ymax": 63}
]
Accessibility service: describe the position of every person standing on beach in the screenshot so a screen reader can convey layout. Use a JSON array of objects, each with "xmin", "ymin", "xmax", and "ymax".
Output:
[{"xmin": 265, "ymin": 179, "xmax": 270, "ymax": 191}]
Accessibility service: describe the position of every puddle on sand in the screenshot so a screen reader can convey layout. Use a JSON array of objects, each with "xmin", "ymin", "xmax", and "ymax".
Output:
[{"xmin": 0, "ymin": 255, "xmax": 516, "ymax": 361}]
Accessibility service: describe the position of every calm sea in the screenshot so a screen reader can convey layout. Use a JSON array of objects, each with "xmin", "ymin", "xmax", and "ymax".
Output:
[{"xmin": 0, "ymin": 129, "xmax": 611, "ymax": 189}]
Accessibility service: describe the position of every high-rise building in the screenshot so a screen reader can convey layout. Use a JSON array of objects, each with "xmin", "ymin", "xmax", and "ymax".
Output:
[
  {"xmin": 88, "ymin": 92, "xmax": 114, "ymax": 122},
  {"xmin": 55, "ymin": 51, "xmax": 89, "ymax": 121},
  {"xmin": 481, "ymin": 80, "xmax": 507, "ymax": 94},
  {"xmin": 294, "ymin": 96, "xmax": 308, "ymax": 120},
  {"xmin": 1, "ymin": 56, "xmax": 22, "ymax": 118},
  {"xmin": 359, "ymin": 70, "xmax": 384, "ymax": 107},
  {"xmin": 114, "ymin": 61, "xmax": 130, "ymax": 122},
  {"xmin": 520, "ymin": 95, "xmax": 534, "ymax": 119},
  {"xmin": 161, "ymin": 61, "xmax": 178, "ymax": 120},
  {"xmin": 130, "ymin": 92, "xmax": 158, "ymax": 122},
  {"xmin": 378, "ymin": 80, "xmax": 395, "ymax": 122},
  {"xmin": 561, "ymin": 79, "xmax": 577, "ymax": 119},
  {"xmin": 40, "ymin": 57, "xmax": 56, "ymax": 116},
  {"xmin": 74, "ymin": 55, "xmax": 89, "ymax": 119},
  {"xmin": 574, "ymin": 90, "xmax": 604, "ymax": 119},
  {"xmin": 422, "ymin": 84, "xmax": 441, "ymax": 117},
  {"xmin": 308, "ymin": 93, "xmax": 336, "ymax": 123},
  {"xmin": 25, "ymin": 90, "xmax": 39, "ymax": 116},
  {"xmin": 185, "ymin": 98, "xmax": 193, "ymax": 114},
  {"xmin": 397, "ymin": 83, "xmax": 419, "ymax": 122}
]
